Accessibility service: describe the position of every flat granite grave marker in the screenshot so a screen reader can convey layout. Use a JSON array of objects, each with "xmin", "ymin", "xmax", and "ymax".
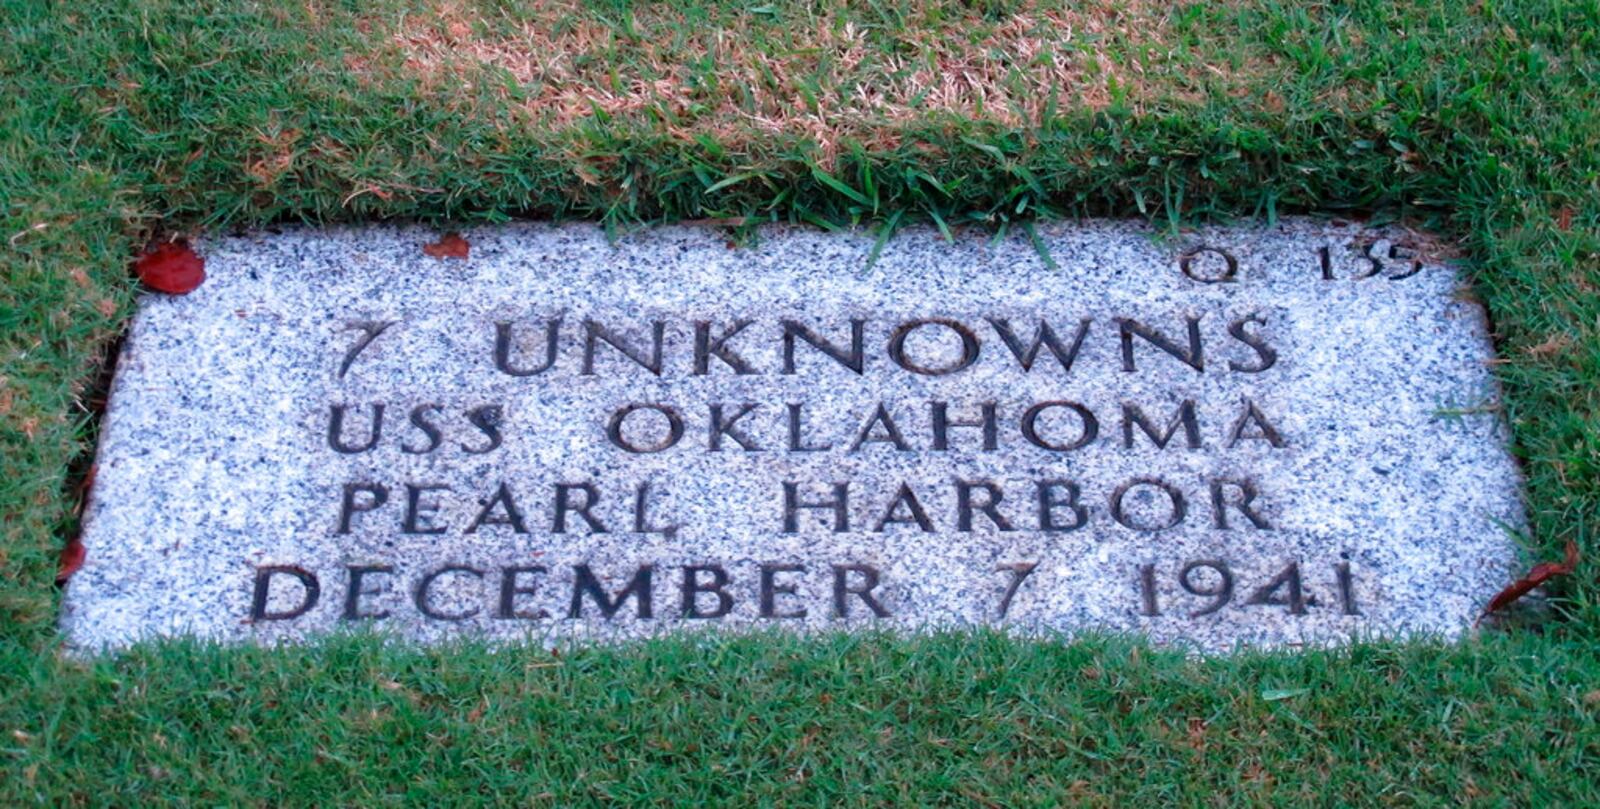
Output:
[{"xmin": 62, "ymin": 220, "xmax": 1525, "ymax": 651}]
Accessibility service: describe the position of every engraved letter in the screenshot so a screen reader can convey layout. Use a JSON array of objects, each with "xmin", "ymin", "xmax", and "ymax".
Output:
[
  {"xmin": 402, "ymin": 404, "xmax": 443, "ymax": 455},
  {"xmin": 1118, "ymin": 316, "xmax": 1204, "ymax": 373},
  {"xmin": 497, "ymin": 566, "xmax": 549, "ymax": 620},
  {"xmin": 338, "ymin": 483, "xmax": 388, "ymax": 534},
  {"xmin": 931, "ymin": 401, "xmax": 998, "ymax": 451},
  {"xmin": 832, "ymin": 564, "xmax": 889, "ymax": 618},
  {"xmin": 987, "ymin": 318, "xmax": 1091, "ymax": 373},
  {"xmin": 553, "ymin": 483, "xmax": 607, "ymax": 533},
  {"xmin": 414, "ymin": 566, "xmax": 484, "ymax": 621},
  {"xmin": 328, "ymin": 403, "xmax": 383, "ymax": 453},
  {"xmin": 1120, "ymin": 400, "xmax": 1201, "ymax": 450},
  {"xmin": 709, "ymin": 403, "xmax": 762, "ymax": 451},
  {"xmin": 465, "ymin": 482, "xmax": 529, "ymax": 534},
  {"xmin": 342, "ymin": 565, "xmax": 394, "ymax": 620},
  {"xmin": 1179, "ymin": 247, "xmax": 1238, "ymax": 283},
  {"xmin": 250, "ymin": 566, "xmax": 320, "ymax": 621},
  {"xmin": 850, "ymin": 403, "xmax": 912, "ymax": 451},
  {"xmin": 1110, "ymin": 478, "xmax": 1187, "ymax": 532},
  {"xmin": 1036, "ymin": 480, "xmax": 1088, "ymax": 532},
  {"xmin": 783, "ymin": 482, "xmax": 848, "ymax": 533},
  {"xmin": 887, "ymin": 318, "xmax": 980, "ymax": 376},
  {"xmin": 1210, "ymin": 479, "xmax": 1272, "ymax": 530},
  {"xmin": 787, "ymin": 403, "xmax": 833, "ymax": 452},
  {"xmin": 760, "ymin": 563, "xmax": 807, "ymax": 619},
  {"xmin": 569, "ymin": 565, "xmax": 653, "ymax": 619},
  {"xmin": 606, "ymin": 403, "xmax": 685, "ymax": 453},
  {"xmin": 782, "ymin": 319, "xmax": 865, "ymax": 374},
  {"xmin": 583, "ymin": 320, "xmax": 665, "ymax": 376},
  {"xmin": 1226, "ymin": 399, "xmax": 1286, "ymax": 448},
  {"xmin": 463, "ymin": 404, "xmax": 504, "ymax": 454},
  {"xmin": 873, "ymin": 483, "xmax": 934, "ymax": 532},
  {"xmin": 1226, "ymin": 313, "xmax": 1277, "ymax": 373},
  {"xmin": 632, "ymin": 482, "xmax": 676, "ymax": 537},
  {"xmin": 680, "ymin": 565, "xmax": 733, "ymax": 619},
  {"xmin": 1021, "ymin": 401, "xmax": 1098, "ymax": 452},
  {"xmin": 494, "ymin": 319, "xmax": 560, "ymax": 377},
  {"xmin": 957, "ymin": 481, "xmax": 1015, "ymax": 532},
  {"xmin": 402, "ymin": 484, "xmax": 451, "ymax": 534},
  {"xmin": 694, "ymin": 320, "xmax": 758, "ymax": 375}
]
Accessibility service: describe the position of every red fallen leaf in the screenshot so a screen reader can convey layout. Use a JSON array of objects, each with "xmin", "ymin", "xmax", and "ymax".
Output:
[
  {"xmin": 422, "ymin": 232, "xmax": 469, "ymax": 260},
  {"xmin": 57, "ymin": 463, "xmax": 98, "ymax": 585},
  {"xmin": 133, "ymin": 241, "xmax": 206, "ymax": 294},
  {"xmin": 1477, "ymin": 539, "xmax": 1579, "ymax": 625},
  {"xmin": 1555, "ymin": 206, "xmax": 1574, "ymax": 232},
  {"xmin": 57, "ymin": 535, "xmax": 85, "ymax": 585}
]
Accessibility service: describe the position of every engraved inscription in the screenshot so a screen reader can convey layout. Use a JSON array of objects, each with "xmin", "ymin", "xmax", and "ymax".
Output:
[
  {"xmin": 261, "ymin": 302, "xmax": 1320, "ymax": 629},
  {"xmin": 66, "ymin": 223, "xmax": 1522, "ymax": 652}
]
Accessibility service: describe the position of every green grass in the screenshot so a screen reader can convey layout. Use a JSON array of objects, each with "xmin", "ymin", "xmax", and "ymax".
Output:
[
  {"xmin": 6, "ymin": 631, "xmax": 1600, "ymax": 804},
  {"xmin": 3, "ymin": 0, "xmax": 1599, "ymax": 802}
]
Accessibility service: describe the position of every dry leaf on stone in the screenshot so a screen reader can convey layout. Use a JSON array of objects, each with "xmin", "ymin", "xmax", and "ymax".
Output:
[
  {"xmin": 57, "ymin": 462, "xmax": 96, "ymax": 585},
  {"xmin": 1478, "ymin": 539, "xmax": 1580, "ymax": 624},
  {"xmin": 57, "ymin": 535, "xmax": 85, "ymax": 585},
  {"xmin": 133, "ymin": 241, "xmax": 206, "ymax": 294},
  {"xmin": 422, "ymin": 232, "xmax": 470, "ymax": 260}
]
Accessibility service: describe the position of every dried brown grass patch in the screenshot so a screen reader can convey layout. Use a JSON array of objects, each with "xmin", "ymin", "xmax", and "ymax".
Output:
[
  {"xmin": 1524, "ymin": 333, "xmax": 1575, "ymax": 359},
  {"xmin": 245, "ymin": 126, "xmax": 301, "ymax": 187},
  {"xmin": 381, "ymin": 0, "xmax": 1257, "ymax": 163}
]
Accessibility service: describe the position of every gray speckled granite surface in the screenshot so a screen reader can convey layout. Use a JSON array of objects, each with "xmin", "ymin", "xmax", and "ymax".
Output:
[{"xmin": 61, "ymin": 220, "xmax": 1524, "ymax": 652}]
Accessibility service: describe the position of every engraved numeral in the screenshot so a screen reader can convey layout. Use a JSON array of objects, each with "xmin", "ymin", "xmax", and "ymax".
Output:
[
  {"xmin": 339, "ymin": 320, "xmax": 396, "ymax": 379},
  {"xmin": 1335, "ymin": 561, "xmax": 1361, "ymax": 615},
  {"xmin": 1140, "ymin": 560, "xmax": 1362, "ymax": 618},
  {"xmin": 1139, "ymin": 563, "xmax": 1159, "ymax": 616},
  {"xmin": 995, "ymin": 562, "xmax": 1039, "ymax": 618},
  {"xmin": 1179, "ymin": 560, "xmax": 1234, "ymax": 617},
  {"xmin": 1242, "ymin": 562, "xmax": 1307, "ymax": 614},
  {"xmin": 1318, "ymin": 243, "xmax": 1422, "ymax": 281}
]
